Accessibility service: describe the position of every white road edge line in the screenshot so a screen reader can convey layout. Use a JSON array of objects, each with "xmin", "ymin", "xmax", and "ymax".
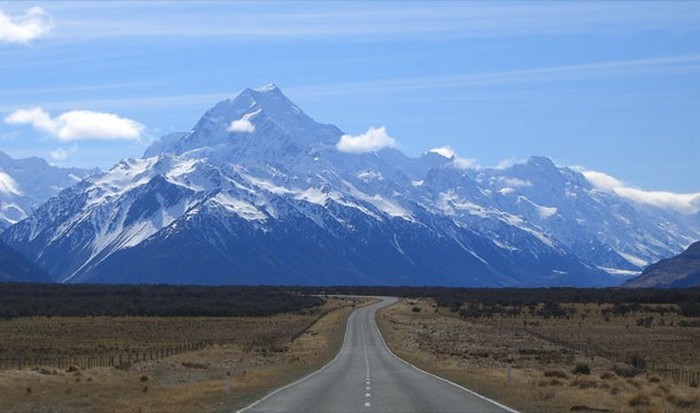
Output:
[
  {"xmin": 371, "ymin": 298, "xmax": 521, "ymax": 413},
  {"xmin": 235, "ymin": 310, "xmax": 357, "ymax": 413}
]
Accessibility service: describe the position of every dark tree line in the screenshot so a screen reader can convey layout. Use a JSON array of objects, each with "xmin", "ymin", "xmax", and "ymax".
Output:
[
  {"xmin": 3, "ymin": 284, "xmax": 699, "ymax": 320},
  {"xmin": 291, "ymin": 286, "xmax": 700, "ymax": 317},
  {"xmin": 0, "ymin": 283, "xmax": 324, "ymax": 319}
]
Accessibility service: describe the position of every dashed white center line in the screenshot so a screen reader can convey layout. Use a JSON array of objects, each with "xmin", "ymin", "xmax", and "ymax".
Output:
[{"xmin": 362, "ymin": 318, "xmax": 373, "ymax": 409}]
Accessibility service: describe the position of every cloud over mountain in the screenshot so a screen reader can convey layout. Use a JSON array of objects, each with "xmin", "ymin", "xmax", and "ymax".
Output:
[
  {"xmin": 582, "ymin": 170, "xmax": 700, "ymax": 214},
  {"xmin": 336, "ymin": 126, "xmax": 396, "ymax": 153}
]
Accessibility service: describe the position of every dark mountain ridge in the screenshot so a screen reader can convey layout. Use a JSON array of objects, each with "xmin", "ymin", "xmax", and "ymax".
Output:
[{"xmin": 625, "ymin": 242, "xmax": 700, "ymax": 288}]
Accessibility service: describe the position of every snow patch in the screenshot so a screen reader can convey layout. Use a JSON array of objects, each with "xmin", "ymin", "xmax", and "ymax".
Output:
[
  {"xmin": 500, "ymin": 177, "xmax": 532, "ymax": 188},
  {"xmin": 87, "ymin": 158, "xmax": 157, "ymax": 206},
  {"xmin": 499, "ymin": 187, "xmax": 515, "ymax": 196},
  {"xmin": 616, "ymin": 251, "xmax": 649, "ymax": 267},
  {"xmin": 211, "ymin": 192, "xmax": 266, "ymax": 221},
  {"xmin": 599, "ymin": 267, "xmax": 642, "ymax": 277},
  {"xmin": 356, "ymin": 169, "xmax": 384, "ymax": 182},
  {"xmin": 538, "ymin": 206, "xmax": 558, "ymax": 219}
]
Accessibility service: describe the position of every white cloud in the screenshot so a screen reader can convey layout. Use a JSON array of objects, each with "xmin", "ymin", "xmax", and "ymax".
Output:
[
  {"xmin": 496, "ymin": 158, "xmax": 521, "ymax": 170},
  {"xmin": 229, "ymin": 118, "xmax": 255, "ymax": 133},
  {"xmin": 452, "ymin": 157, "xmax": 478, "ymax": 170},
  {"xmin": 0, "ymin": 7, "xmax": 52, "ymax": 44},
  {"xmin": 49, "ymin": 145, "xmax": 78, "ymax": 161},
  {"xmin": 228, "ymin": 110, "xmax": 260, "ymax": 133},
  {"xmin": 582, "ymin": 170, "xmax": 700, "ymax": 214},
  {"xmin": 428, "ymin": 145, "xmax": 477, "ymax": 170},
  {"xmin": 336, "ymin": 126, "xmax": 396, "ymax": 154},
  {"xmin": 428, "ymin": 146, "xmax": 455, "ymax": 159},
  {"xmin": 4, "ymin": 107, "xmax": 144, "ymax": 141},
  {"xmin": 50, "ymin": 148, "xmax": 69, "ymax": 161}
]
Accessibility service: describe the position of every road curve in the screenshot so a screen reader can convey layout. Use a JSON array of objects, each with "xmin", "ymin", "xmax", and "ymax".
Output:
[{"xmin": 237, "ymin": 297, "xmax": 518, "ymax": 413}]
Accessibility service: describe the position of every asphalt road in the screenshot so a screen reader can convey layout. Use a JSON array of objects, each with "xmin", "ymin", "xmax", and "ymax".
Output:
[{"xmin": 237, "ymin": 297, "xmax": 518, "ymax": 413}]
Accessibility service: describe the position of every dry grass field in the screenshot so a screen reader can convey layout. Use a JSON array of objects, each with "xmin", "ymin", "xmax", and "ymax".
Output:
[
  {"xmin": 378, "ymin": 298, "xmax": 700, "ymax": 413},
  {"xmin": 0, "ymin": 296, "xmax": 370, "ymax": 413}
]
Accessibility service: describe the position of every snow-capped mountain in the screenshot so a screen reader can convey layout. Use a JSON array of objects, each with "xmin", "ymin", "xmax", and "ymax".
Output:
[
  {"xmin": 3, "ymin": 85, "xmax": 698, "ymax": 286},
  {"xmin": 0, "ymin": 151, "xmax": 98, "ymax": 230}
]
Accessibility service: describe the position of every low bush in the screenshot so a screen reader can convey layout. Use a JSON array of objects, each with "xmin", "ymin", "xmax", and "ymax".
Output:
[
  {"xmin": 572, "ymin": 363, "xmax": 591, "ymax": 375},
  {"xmin": 613, "ymin": 365, "xmax": 642, "ymax": 378},
  {"xmin": 544, "ymin": 369, "xmax": 569, "ymax": 379}
]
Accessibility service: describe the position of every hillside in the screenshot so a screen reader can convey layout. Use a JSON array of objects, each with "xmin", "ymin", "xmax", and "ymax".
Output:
[
  {"xmin": 625, "ymin": 241, "xmax": 700, "ymax": 288},
  {"xmin": 0, "ymin": 240, "xmax": 50, "ymax": 283}
]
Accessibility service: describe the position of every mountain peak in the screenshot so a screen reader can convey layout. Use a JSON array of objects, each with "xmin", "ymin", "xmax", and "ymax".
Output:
[
  {"xmin": 253, "ymin": 83, "xmax": 280, "ymax": 93},
  {"xmin": 527, "ymin": 156, "xmax": 556, "ymax": 169},
  {"xmin": 143, "ymin": 84, "xmax": 343, "ymax": 159}
]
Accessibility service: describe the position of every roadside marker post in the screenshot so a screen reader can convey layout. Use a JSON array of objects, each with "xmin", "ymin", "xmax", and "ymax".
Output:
[{"xmin": 226, "ymin": 368, "xmax": 233, "ymax": 396}]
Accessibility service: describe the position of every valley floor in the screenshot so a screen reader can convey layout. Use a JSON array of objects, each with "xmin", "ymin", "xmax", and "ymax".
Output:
[
  {"xmin": 0, "ymin": 297, "xmax": 368, "ymax": 413},
  {"xmin": 377, "ymin": 299, "xmax": 700, "ymax": 413}
]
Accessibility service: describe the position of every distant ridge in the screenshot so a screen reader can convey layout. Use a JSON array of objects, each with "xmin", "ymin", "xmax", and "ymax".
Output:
[
  {"xmin": 625, "ymin": 241, "xmax": 700, "ymax": 288},
  {"xmin": 0, "ymin": 150, "xmax": 98, "ymax": 230}
]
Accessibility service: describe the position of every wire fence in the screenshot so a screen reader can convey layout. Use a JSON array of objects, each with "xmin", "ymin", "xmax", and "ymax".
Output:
[
  {"xmin": 524, "ymin": 328, "xmax": 700, "ymax": 387},
  {"xmin": 0, "ymin": 340, "xmax": 208, "ymax": 371}
]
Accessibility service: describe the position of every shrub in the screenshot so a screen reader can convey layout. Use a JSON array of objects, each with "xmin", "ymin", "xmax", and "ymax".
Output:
[
  {"xmin": 544, "ymin": 369, "xmax": 569, "ymax": 379},
  {"xmin": 600, "ymin": 371, "xmax": 616, "ymax": 380},
  {"xmin": 678, "ymin": 301, "xmax": 700, "ymax": 317},
  {"xmin": 572, "ymin": 363, "xmax": 591, "ymax": 375},
  {"xmin": 679, "ymin": 319, "xmax": 700, "ymax": 327},
  {"xmin": 613, "ymin": 365, "xmax": 642, "ymax": 378},
  {"xmin": 411, "ymin": 306, "xmax": 421, "ymax": 313},
  {"xmin": 629, "ymin": 354, "xmax": 646, "ymax": 369}
]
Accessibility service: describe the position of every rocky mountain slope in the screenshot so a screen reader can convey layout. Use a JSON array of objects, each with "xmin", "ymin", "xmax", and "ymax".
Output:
[{"xmin": 0, "ymin": 240, "xmax": 50, "ymax": 283}]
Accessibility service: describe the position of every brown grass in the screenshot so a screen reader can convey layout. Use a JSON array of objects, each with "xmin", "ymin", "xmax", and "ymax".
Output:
[
  {"xmin": 0, "ymin": 296, "xmax": 372, "ymax": 413},
  {"xmin": 377, "ymin": 298, "xmax": 700, "ymax": 413}
]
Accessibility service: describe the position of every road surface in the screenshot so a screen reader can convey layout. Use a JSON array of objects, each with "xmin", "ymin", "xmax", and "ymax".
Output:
[{"xmin": 238, "ymin": 297, "xmax": 518, "ymax": 413}]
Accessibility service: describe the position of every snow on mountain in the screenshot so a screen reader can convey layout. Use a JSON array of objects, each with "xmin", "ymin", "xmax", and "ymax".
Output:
[
  {"xmin": 0, "ymin": 151, "xmax": 98, "ymax": 230},
  {"xmin": 4, "ymin": 85, "xmax": 698, "ymax": 286}
]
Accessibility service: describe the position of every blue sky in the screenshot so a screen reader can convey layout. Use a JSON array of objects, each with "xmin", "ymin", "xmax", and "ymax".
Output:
[{"xmin": 1, "ymin": 1, "xmax": 699, "ymax": 193}]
